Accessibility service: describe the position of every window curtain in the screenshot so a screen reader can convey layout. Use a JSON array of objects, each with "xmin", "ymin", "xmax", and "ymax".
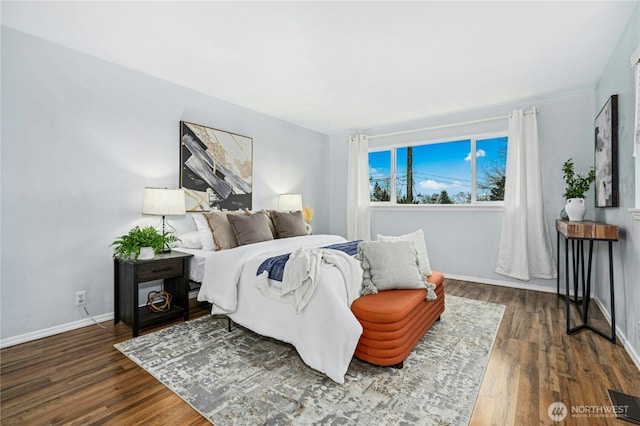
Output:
[
  {"xmin": 495, "ymin": 110, "xmax": 557, "ymax": 281},
  {"xmin": 346, "ymin": 134, "xmax": 371, "ymax": 240},
  {"xmin": 634, "ymin": 61, "xmax": 640, "ymax": 207}
]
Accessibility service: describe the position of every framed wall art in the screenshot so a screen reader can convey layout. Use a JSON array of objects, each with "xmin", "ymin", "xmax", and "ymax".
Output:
[
  {"xmin": 594, "ymin": 95, "xmax": 618, "ymax": 207},
  {"xmin": 180, "ymin": 121, "xmax": 253, "ymax": 211}
]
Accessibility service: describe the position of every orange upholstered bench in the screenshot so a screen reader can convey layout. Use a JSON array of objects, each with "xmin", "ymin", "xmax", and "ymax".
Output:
[{"xmin": 351, "ymin": 271, "xmax": 445, "ymax": 367}]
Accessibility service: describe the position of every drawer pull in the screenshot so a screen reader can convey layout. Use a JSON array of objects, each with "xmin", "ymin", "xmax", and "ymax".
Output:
[{"xmin": 153, "ymin": 267, "xmax": 173, "ymax": 273}]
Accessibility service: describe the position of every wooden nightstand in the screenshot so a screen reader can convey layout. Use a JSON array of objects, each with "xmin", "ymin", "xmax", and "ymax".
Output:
[{"xmin": 114, "ymin": 251, "xmax": 194, "ymax": 337}]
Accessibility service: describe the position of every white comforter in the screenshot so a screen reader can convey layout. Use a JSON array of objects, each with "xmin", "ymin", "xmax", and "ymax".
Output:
[{"xmin": 197, "ymin": 234, "xmax": 364, "ymax": 383}]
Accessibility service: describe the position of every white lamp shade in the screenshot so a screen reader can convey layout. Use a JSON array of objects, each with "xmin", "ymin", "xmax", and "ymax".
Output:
[
  {"xmin": 142, "ymin": 188, "xmax": 186, "ymax": 216},
  {"xmin": 278, "ymin": 193, "xmax": 303, "ymax": 211}
]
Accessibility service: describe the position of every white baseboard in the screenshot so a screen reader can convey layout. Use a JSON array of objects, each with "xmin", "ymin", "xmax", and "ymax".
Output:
[
  {"xmin": 0, "ymin": 312, "xmax": 114, "ymax": 349},
  {"xmin": 444, "ymin": 273, "xmax": 563, "ymax": 295},
  {"xmin": 1, "ymin": 293, "xmax": 201, "ymax": 349},
  {"xmin": 3, "ymin": 280, "xmax": 638, "ymax": 374},
  {"xmin": 592, "ymin": 297, "xmax": 640, "ymax": 372},
  {"xmin": 445, "ymin": 272, "xmax": 639, "ymax": 372}
]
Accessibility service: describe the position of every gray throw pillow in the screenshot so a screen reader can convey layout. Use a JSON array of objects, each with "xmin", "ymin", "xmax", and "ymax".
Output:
[
  {"xmin": 227, "ymin": 211, "xmax": 275, "ymax": 246},
  {"xmin": 204, "ymin": 210, "xmax": 247, "ymax": 250},
  {"xmin": 271, "ymin": 210, "xmax": 308, "ymax": 238},
  {"xmin": 355, "ymin": 240, "xmax": 426, "ymax": 295},
  {"xmin": 377, "ymin": 229, "xmax": 432, "ymax": 276}
]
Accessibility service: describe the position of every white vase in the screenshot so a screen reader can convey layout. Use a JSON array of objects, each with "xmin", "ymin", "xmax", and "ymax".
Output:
[
  {"xmin": 565, "ymin": 198, "xmax": 586, "ymax": 221},
  {"xmin": 138, "ymin": 247, "xmax": 155, "ymax": 260}
]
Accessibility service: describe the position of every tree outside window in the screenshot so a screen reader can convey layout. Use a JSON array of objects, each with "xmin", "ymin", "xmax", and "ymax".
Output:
[{"xmin": 368, "ymin": 135, "xmax": 507, "ymax": 205}]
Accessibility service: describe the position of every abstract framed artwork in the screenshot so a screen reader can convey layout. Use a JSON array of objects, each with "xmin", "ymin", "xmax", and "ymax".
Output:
[
  {"xmin": 594, "ymin": 95, "xmax": 618, "ymax": 207},
  {"xmin": 180, "ymin": 121, "xmax": 253, "ymax": 211}
]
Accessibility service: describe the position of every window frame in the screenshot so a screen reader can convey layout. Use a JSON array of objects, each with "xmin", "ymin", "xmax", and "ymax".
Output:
[{"xmin": 369, "ymin": 131, "xmax": 507, "ymax": 208}]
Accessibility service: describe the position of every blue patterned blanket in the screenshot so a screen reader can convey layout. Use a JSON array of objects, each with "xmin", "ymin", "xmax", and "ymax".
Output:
[{"xmin": 256, "ymin": 240, "xmax": 361, "ymax": 282}]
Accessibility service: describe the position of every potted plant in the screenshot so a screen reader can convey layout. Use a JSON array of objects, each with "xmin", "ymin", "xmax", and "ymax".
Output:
[
  {"xmin": 111, "ymin": 226, "xmax": 179, "ymax": 261},
  {"xmin": 562, "ymin": 158, "xmax": 595, "ymax": 221}
]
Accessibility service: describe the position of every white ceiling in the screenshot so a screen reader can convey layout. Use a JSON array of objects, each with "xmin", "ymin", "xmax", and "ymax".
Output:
[{"xmin": 2, "ymin": 1, "xmax": 637, "ymax": 134}]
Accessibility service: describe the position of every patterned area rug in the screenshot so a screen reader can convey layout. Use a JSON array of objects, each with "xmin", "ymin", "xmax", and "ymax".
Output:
[{"xmin": 115, "ymin": 295, "xmax": 505, "ymax": 425}]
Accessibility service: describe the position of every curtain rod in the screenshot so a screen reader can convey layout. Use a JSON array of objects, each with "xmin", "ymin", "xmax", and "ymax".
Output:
[{"xmin": 367, "ymin": 108, "xmax": 538, "ymax": 140}]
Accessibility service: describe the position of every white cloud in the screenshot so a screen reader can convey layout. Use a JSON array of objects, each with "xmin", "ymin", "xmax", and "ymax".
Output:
[
  {"xmin": 464, "ymin": 149, "xmax": 487, "ymax": 161},
  {"xmin": 419, "ymin": 179, "xmax": 448, "ymax": 190},
  {"xmin": 369, "ymin": 167, "xmax": 386, "ymax": 179}
]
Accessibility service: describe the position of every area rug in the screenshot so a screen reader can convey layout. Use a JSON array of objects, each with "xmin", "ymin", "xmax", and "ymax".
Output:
[{"xmin": 115, "ymin": 295, "xmax": 505, "ymax": 425}]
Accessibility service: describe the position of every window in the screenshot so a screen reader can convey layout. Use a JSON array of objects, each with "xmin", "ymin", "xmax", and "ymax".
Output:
[
  {"xmin": 369, "ymin": 134, "xmax": 507, "ymax": 205},
  {"xmin": 369, "ymin": 150, "xmax": 392, "ymax": 202}
]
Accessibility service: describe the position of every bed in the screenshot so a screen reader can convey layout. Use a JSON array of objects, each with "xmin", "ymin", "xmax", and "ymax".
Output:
[{"xmin": 177, "ymin": 233, "xmax": 365, "ymax": 384}]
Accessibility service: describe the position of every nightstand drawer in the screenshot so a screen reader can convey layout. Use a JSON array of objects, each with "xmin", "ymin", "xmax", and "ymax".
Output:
[{"xmin": 137, "ymin": 259, "xmax": 183, "ymax": 281}]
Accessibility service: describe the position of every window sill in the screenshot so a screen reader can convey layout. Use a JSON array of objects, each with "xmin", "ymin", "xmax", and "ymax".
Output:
[{"xmin": 370, "ymin": 204, "xmax": 504, "ymax": 212}]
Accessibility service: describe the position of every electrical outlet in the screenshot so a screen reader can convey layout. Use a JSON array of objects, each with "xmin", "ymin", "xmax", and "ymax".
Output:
[{"xmin": 75, "ymin": 291, "xmax": 86, "ymax": 306}]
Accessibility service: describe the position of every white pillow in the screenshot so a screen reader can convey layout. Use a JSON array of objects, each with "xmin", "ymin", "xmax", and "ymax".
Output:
[
  {"xmin": 192, "ymin": 213, "xmax": 216, "ymax": 251},
  {"xmin": 355, "ymin": 240, "xmax": 426, "ymax": 295},
  {"xmin": 377, "ymin": 229, "xmax": 432, "ymax": 276},
  {"xmin": 177, "ymin": 231, "xmax": 203, "ymax": 249}
]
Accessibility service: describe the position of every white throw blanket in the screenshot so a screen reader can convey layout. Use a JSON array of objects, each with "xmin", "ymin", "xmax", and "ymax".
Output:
[
  {"xmin": 196, "ymin": 235, "xmax": 364, "ymax": 383},
  {"xmin": 256, "ymin": 247, "xmax": 363, "ymax": 313}
]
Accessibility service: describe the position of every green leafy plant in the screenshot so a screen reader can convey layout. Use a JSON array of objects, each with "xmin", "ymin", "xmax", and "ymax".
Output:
[
  {"xmin": 562, "ymin": 158, "xmax": 595, "ymax": 199},
  {"xmin": 110, "ymin": 226, "xmax": 179, "ymax": 260}
]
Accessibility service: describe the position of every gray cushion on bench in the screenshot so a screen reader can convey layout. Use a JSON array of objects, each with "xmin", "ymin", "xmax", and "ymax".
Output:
[{"xmin": 355, "ymin": 240, "xmax": 427, "ymax": 295}]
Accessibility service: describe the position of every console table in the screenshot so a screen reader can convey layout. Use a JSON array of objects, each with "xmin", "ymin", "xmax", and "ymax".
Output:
[{"xmin": 556, "ymin": 219, "xmax": 618, "ymax": 343}]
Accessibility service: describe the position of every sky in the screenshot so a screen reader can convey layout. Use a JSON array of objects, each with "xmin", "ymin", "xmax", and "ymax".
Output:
[{"xmin": 369, "ymin": 137, "xmax": 507, "ymax": 200}]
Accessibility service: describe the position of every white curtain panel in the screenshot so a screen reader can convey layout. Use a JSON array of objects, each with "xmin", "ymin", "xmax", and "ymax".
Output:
[
  {"xmin": 346, "ymin": 134, "xmax": 371, "ymax": 240},
  {"xmin": 495, "ymin": 110, "xmax": 557, "ymax": 281},
  {"xmin": 634, "ymin": 63, "xmax": 640, "ymax": 207}
]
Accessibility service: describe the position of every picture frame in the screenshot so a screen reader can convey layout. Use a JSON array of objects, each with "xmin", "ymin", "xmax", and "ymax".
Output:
[
  {"xmin": 594, "ymin": 95, "xmax": 618, "ymax": 207},
  {"xmin": 180, "ymin": 121, "xmax": 253, "ymax": 212}
]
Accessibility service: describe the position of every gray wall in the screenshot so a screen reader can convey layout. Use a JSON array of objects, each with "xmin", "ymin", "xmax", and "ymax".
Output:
[
  {"xmin": 328, "ymin": 3, "xmax": 639, "ymax": 362},
  {"xmin": 2, "ymin": 5, "xmax": 638, "ymax": 366},
  {"xmin": 0, "ymin": 27, "xmax": 330, "ymax": 342},
  {"xmin": 593, "ymin": 3, "xmax": 639, "ymax": 363},
  {"xmin": 329, "ymin": 90, "xmax": 595, "ymax": 292}
]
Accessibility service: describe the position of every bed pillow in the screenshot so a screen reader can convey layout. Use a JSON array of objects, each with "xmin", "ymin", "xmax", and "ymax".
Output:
[
  {"xmin": 176, "ymin": 231, "xmax": 202, "ymax": 249},
  {"xmin": 192, "ymin": 213, "xmax": 216, "ymax": 251},
  {"xmin": 204, "ymin": 210, "xmax": 247, "ymax": 250},
  {"xmin": 227, "ymin": 211, "xmax": 275, "ymax": 246},
  {"xmin": 260, "ymin": 209, "xmax": 277, "ymax": 238},
  {"xmin": 355, "ymin": 240, "xmax": 426, "ymax": 295},
  {"xmin": 377, "ymin": 229, "xmax": 432, "ymax": 276},
  {"xmin": 271, "ymin": 210, "xmax": 308, "ymax": 238}
]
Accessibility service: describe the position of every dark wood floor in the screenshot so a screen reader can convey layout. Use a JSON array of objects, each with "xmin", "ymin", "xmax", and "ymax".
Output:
[{"xmin": 1, "ymin": 280, "xmax": 639, "ymax": 425}]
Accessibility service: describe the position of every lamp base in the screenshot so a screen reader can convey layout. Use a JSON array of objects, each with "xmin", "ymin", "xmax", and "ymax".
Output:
[{"xmin": 161, "ymin": 242, "xmax": 172, "ymax": 254}]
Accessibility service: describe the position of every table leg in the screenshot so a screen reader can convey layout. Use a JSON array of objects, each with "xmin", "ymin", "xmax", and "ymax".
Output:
[
  {"xmin": 579, "ymin": 240, "xmax": 583, "ymax": 298},
  {"xmin": 571, "ymin": 240, "xmax": 581, "ymax": 303},
  {"xmin": 583, "ymin": 240, "xmax": 594, "ymax": 323},
  {"xmin": 565, "ymin": 236, "xmax": 571, "ymax": 334},
  {"xmin": 557, "ymin": 231, "xmax": 560, "ymax": 295},
  {"xmin": 609, "ymin": 241, "xmax": 616, "ymax": 343},
  {"xmin": 114, "ymin": 259, "xmax": 120, "ymax": 325}
]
